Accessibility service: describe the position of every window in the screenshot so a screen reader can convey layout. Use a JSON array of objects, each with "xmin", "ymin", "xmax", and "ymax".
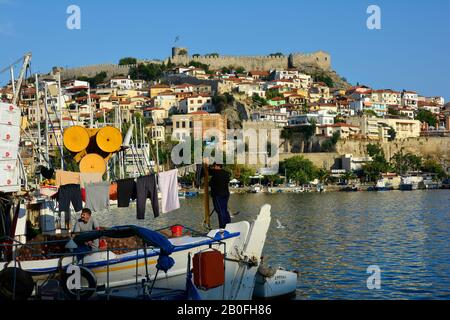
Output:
[
  {"xmin": 176, "ymin": 122, "xmax": 180, "ymax": 128},
  {"xmin": 182, "ymin": 122, "xmax": 186, "ymax": 128}
]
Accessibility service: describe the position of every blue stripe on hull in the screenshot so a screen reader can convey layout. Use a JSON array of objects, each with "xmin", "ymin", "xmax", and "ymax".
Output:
[{"xmin": 26, "ymin": 231, "xmax": 240, "ymax": 274}]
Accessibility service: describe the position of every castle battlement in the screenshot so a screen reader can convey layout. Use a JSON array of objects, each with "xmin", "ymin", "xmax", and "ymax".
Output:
[
  {"xmin": 172, "ymin": 47, "xmax": 331, "ymax": 71},
  {"xmin": 59, "ymin": 47, "xmax": 332, "ymax": 80}
]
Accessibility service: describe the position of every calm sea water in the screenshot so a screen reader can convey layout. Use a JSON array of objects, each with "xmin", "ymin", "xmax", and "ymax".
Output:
[{"xmin": 95, "ymin": 190, "xmax": 450, "ymax": 300}]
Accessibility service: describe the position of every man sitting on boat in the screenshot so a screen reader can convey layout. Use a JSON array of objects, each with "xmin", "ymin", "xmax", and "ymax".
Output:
[{"xmin": 72, "ymin": 208, "xmax": 101, "ymax": 255}]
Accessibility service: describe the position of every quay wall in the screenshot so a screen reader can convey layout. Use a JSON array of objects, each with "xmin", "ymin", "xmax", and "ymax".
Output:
[
  {"xmin": 336, "ymin": 137, "xmax": 450, "ymax": 163},
  {"xmin": 278, "ymin": 137, "xmax": 450, "ymax": 170}
]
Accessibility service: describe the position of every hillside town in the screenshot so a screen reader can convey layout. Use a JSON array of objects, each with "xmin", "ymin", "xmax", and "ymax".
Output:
[{"xmin": 1, "ymin": 49, "xmax": 450, "ymax": 191}]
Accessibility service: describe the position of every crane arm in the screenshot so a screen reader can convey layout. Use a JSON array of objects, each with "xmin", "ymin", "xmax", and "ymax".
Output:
[{"xmin": 12, "ymin": 52, "xmax": 32, "ymax": 105}]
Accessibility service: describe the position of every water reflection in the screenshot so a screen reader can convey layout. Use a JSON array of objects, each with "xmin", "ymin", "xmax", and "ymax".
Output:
[{"xmin": 95, "ymin": 190, "xmax": 450, "ymax": 300}]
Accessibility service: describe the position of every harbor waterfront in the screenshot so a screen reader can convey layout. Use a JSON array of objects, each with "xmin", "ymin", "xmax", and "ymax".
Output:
[{"xmin": 94, "ymin": 190, "xmax": 450, "ymax": 300}]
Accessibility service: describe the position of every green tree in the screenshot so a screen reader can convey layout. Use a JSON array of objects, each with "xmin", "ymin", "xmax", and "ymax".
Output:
[
  {"xmin": 321, "ymin": 131, "xmax": 340, "ymax": 152},
  {"xmin": 235, "ymin": 66, "xmax": 246, "ymax": 74},
  {"xmin": 342, "ymin": 171, "xmax": 357, "ymax": 184},
  {"xmin": 266, "ymin": 175, "xmax": 279, "ymax": 187},
  {"xmin": 129, "ymin": 63, "xmax": 166, "ymax": 81},
  {"xmin": 421, "ymin": 159, "xmax": 447, "ymax": 179},
  {"xmin": 265, "ymin": 89, "xmax": 283, "ymax": 100},
  {"xmin": 317, "ymin": 168, "xmax": 331, "ymax": 184},
  {"xmin": 212, "ymin": 93, "xmax": 235, "ymax": 113},
  {"xmin": 313, "ymin": 74, "xmax": 334, "ymax": 88},
  {"xmin": 252, "ymin": 93, "xmax": 267, "ymax": 107},
  {"xmin": 78, "ymin": 71, "xmax": 107, "ymax": 88},
  {"xmin": 178, "ymin": 49, "xmax": 188, "ymax": 56},
  {"xmin": 281, "ymin": 156, "xmax": 318, "ymax": 185},
  {"xmin": 269, "ymin": 52, "xmax": 284, "ymax": 57},
  {"xmin": 230, "ymin": 165, "xmax": 255, "ymax": 186},
  {"xmin": 53, "ymin": 147, "xmax": 79, "ymax": 172},
  {"xmin": 119, "ymin": 57, "xmax": 137, "ymax": 65},
  {"xmin": 188, "ymin": 60, "xmax": 211, "ymax": 73},
  {"xmin": 363, "ymin": 144, "xmax": 391, "ymax": 182},
  {"xmin": 416, "ymin": 109, "xmax": 437, "ymax": 127},
  {"xmin": 364, "ymin": 109, "xmax": 378, "ymax": 117},
  {"xmin": 388, "ymin": 106, "xmax": 400, "ymax": 116},
  {"xmin": 391, "ymin": 151, "xmax": 422, "ymax": 174}
]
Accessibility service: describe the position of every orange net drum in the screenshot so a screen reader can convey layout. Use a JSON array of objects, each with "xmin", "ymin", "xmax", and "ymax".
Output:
[{"xmin": 79, "ymin": 153, "xmax": 106, "ymax": 174}]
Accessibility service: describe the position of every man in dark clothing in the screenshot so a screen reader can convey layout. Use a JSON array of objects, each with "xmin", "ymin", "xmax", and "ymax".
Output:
[{"xmin": 208, "ymin": 163, "xmax": 231, "ymax": 229}]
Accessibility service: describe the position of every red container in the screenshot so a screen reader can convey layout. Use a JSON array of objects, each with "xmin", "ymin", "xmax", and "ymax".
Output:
[
  {"xmin": 99, "ymin": 239, "xmax": 107, "ymax": 250},
  {"xmin": 170, "ymin": 225, "xmax": 183, "ymax": 237},
  {"xmin": 193, "ymin": 250, "xmax": 225, "ymax": 290}
]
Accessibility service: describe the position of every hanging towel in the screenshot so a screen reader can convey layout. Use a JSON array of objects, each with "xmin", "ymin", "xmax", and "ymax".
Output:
[
  {"xmin": 158, "ymin": 169, "xmax": 180, "ymax": 214},
  {"xmin": 85, "ymin": 181, "xmax": 110, "ymax": 212},
  {"xmin": 80, "ymin": 172, "xmax": 103, "ymax": 188},
  {"xmin": 55, "ymin": 170, "xmax": 81, "ymax": 186},
  {"xmin": 136, "ymin": 174, "xmax": 159, "ymax": 219}
]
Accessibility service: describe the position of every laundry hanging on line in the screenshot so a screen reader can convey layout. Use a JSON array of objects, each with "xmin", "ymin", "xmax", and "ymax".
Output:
[
  {"xmin": 80, "ymin": 172, "xmax": 103, "ymax": 188},
  {"xmin": 136, "ymin": 174, "xmax": 159, "ymax": 220},
  {"xmin": 58, "ymin": 184, "xmax": 83, "ymax": 213},
  {"xmin": 85, "ymin": 181, "xmax": 110, "ymax": 212},
  {"xmin": 55, "ymin": 170, "xmax": 81, "ymax": 186},
  {"xmin": 117, "ymin": 178, "xmax": 137, "ymax": 208},
  {"xmin": 158, "ymin": 169, "xmax": 180, "ymax": 214}
]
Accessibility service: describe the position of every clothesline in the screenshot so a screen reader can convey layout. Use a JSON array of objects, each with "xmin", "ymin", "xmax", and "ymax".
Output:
[{"xmin": 48, "ymin": 169, "xmax": 181, "ymax": 221}]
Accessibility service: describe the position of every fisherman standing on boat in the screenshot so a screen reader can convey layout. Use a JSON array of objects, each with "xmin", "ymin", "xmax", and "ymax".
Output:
[
  {"xmin": 72, "ymin": 208, "xmax": 101, "ymax": 252},
  {"xmin": 208, "ymin": 162, "xmax": 232, "ymax": 229}
]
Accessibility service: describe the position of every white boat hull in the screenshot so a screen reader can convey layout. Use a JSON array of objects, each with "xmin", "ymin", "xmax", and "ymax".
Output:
[
  {"xmin": 253, "ymin": 269, "xmax": 297, "ymax": 299},
  {"xmin": 1, "ymin": 205, "xmax": 273, "ymax": 300}
]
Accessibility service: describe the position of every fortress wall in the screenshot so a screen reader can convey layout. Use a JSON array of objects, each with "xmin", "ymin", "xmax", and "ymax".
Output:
[
  {"xmin": 290, "ymin": 51, "xmax": 331, "ymax": 70},
  {"xmin": 60, "ymin": 64, "xmax": 135, "ymax": 79},
  {"xmin": 173, "ymin": 55, "xmax": 289, "ymax": 71},
  {"xmin": 172, "ymin": 51, "xmax": 331, "ymax": 71}
]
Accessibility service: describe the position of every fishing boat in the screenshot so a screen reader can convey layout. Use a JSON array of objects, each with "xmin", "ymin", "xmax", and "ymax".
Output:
[
  {"xmin": 0, "ymin": 204, "xmax": 273, "ymax": 300},
  {"xmin": 399, "ymin": 176, "xmax": 422, "ymax": 191},
  {"xmin": 375, "ymin": 180, "xmax": 390, "ymax": 191},
  {"xmin": 0, "ymin": 54, "xmax": 297, "ymax": 301}
]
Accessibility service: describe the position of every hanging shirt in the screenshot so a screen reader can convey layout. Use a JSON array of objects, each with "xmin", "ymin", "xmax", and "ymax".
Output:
[
  {"xmin": 55, "ymin": 170, "xmax": 81, "ymax": 186},
  {"xmin": 85, "ymin": 182, "xmax": 110, "ymax": 212},
  {"xmin": 158, "ymin": 169, "xmax": 180, "ymax": 214},
  {"xmin": 80, "ymin": 172, "xmax": 103, "ymax": 188}
]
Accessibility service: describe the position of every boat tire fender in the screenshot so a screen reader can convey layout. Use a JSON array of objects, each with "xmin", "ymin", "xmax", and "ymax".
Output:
[{"xmin": 0, "ymin": 265, "xmax": 35, "ymax": 301}]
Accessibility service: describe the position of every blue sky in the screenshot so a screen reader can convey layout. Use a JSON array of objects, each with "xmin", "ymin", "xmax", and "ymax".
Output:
[{"xmin": 1, "ymin": 0, "xmax": 449, "ymax": 100}]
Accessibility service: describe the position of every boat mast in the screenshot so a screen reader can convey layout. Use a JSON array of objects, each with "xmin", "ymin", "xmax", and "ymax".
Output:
[
  {"xmin": 44, "ymin": 84, "xmax": 50, "ymax": 162},
  {"xmin": 57, "ymin": 73, "xmax": 64, "ymax": 170},
  {"xmin": 35, "ymin": 74, "xmax": 42, "ymax": 168},
  {"xmin": 10, "ymin": 67, "xmax": 15, "ymax": 95},
  {"xmin": 88, "ymin": 83, "xmax": 93, "ymax": 128}
]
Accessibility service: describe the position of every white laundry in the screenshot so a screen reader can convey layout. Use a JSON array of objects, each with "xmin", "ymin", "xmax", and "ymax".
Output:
[{"xmin": 158, "ymin": 169, "xmax": 180, "ymax": 214}]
